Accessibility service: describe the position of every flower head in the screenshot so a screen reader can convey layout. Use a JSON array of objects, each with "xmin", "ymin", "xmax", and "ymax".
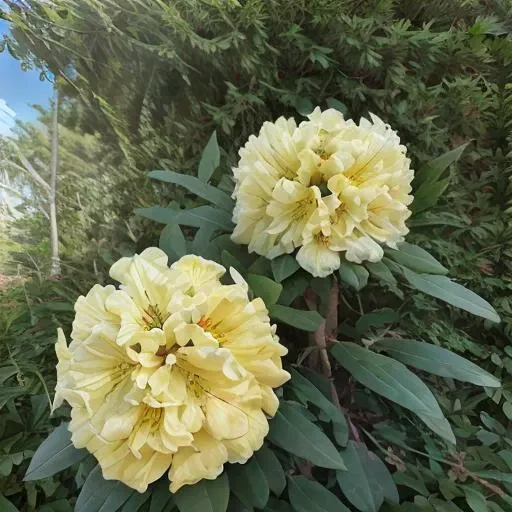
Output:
[
  {"xmin": 232, "ymin": 107, "xmax": 414, "ymax": 277},
  {"xmin": 54, "ymin": 249, "xmax": 289, "ymax": 493}
]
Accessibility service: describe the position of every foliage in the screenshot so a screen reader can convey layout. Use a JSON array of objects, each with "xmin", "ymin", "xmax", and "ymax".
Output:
[{"xmin": 1, "ymin": 0, "xmax": 512, "ymax": 511}]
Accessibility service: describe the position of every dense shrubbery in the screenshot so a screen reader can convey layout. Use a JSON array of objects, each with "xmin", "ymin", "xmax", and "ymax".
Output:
[{"xmin": 2, "ymin": 0, "xmax": 512, "ymax": 510}]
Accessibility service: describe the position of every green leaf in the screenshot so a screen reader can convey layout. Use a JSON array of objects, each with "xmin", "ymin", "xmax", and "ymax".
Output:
[
  {"xmin": 336, "ymin": 441, "xmax": 398, "ymax": 512},
  {"xmin": 228, "ymin": 458, "xmax": 269, "ymax": 509},
  {"xmin": 385, "ymin": 243, "xmax": 448, "ymax": 275},
  {"xmin": 221, "ymin": 250, "xmax": 245, "ymax": 273},
  {"xmin": 97, "ymin": 483, "xmax": 134, "ymax": 512},
  {"xmin": 377, "ymin": 339, "xmax": 500, "ymax": 387},
  {"xmin": 149, "ymin": 170, "xmax": 233, "ymax": 211},
  {"xmin": 175, "ymin": 206, "xmax": 234, "ymax": 232},
  {"xmin": 271, "ymin": 255, "xmax": 300, "ymax": 282},
  {"xmin": 254, "ymin": 445, "xmax": 286, "ymax": 497},
  {"xmin": 193, "ymin": 226, "xmax": 217, "ymax": 259},
  {"xmin": 121, "ymin": 492, "xmax": 151, "ymax": 512},
  {"xmin": 296, "ymin": 97, "xmax": 314, "ymax": 116},
  {"xmin": 75, "ymin": 465, "xmax": 133, "ymax": 512},
  {"xmin": 331, "ymin": 343, "xmax": 455, "ymax": 443},
  {"xmin": 364, "ymin": 261, "xmax": 397, "ymax": 287},
  {"xmin": 287, "ymin": 475, "xmax": 350, "ymax": 512},
  {"xmin": 227, "ymin": 496, "xmax": 252, "ymax": 512},
  {"xmin": 264, "ymin": 498, "xmax": 293, "ymax": 512},
  {"xmin": 247, "ymin": 274, "xmax": 282, "ymax": 305},
  {"xmin": 289, "ymin": 368, "xmax": 346, "ymax": 425},
  {"xmin": 415, "ymin": 142, "xmax": 469, "ymax": 187},
  {"xmin": 463, "ymin": 487, "xmax": 489, "ymax": 512},
  {"xmin": 24, "ymin": 423, "xmax": 88, "ymax": 481},
  {"xmin": 135, "ymin": 206, "xmax": 177, "ymax": 224},
  {"xmin": 175, "ymin": 473, "xmax": 229, "ymax": 512},
  {"xmin": 339, "ymin": 262, "xmax": 369, "ymax": 291},
  {"xmin": 402, "ymin": 268, "xmax": 500, "ymax": 323},
  {"xmin": 0, "ymin": 494, "xmax": 18, "ymax": 512},
  {"xmin": 412, "ymin": 177, "xmax": 450, "ymax": 214},
  {"xmin": 149, "ymin": 478, "xmax": 173, "ymax": 512},
  {"xmin": 159, "ymin": 222, "xmax": 187, "ymax": 259},
  {"xmin": 268, "ymin": 304, "xmax": 324, "ymax": 332},
  {"xmin": 268, "ymin": 402, "xmax": 346, "ymax": 470},
  {"xmin": 326, "ymin": 98, "xmax": 348, "ymax": 115},
  {"xmin": 472, "ymin": 470, "xmax": 512, "ymax": 483},
  {"xmin": 355, "ymin": 309, "xmax": 399, "ymax": 334},
  {"xmin": 279, "ymin": 274, "xmax": 309, "ymax": 306},
  {"xmin": 198, "ymin": 131, "xmax": 220, "ymax": 183}
]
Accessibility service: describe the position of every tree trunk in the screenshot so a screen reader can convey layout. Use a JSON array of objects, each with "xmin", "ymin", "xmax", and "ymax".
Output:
[{"xmin": 49, "ymin": 86, "xmax": 61, "ymax": 277}]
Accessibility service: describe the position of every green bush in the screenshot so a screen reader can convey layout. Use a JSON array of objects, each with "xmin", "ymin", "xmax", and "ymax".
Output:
[{"xmin": 2, "ymin": 0, "xmax": 512, "ymax": 510}]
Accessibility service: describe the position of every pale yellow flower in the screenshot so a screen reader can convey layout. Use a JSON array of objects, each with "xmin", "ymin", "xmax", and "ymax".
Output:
[
  {"xmin": 53, "ymin": 248, "xmax": 289, "ymax": 493},
  {"xmin": 232, "ymin": 107, "xmax": 414, "ymax": 277}
]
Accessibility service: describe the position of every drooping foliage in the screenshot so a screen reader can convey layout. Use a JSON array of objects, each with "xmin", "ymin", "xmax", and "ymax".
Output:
[{"xmin": 2, "ymin": 0, "xmax": 512, "ymax": 511}]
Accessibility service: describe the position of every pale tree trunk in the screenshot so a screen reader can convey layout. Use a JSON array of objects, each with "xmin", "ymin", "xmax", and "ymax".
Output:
[{"xmin": 49, "ymin": 86, "xmax": 61, "ymax": 277}]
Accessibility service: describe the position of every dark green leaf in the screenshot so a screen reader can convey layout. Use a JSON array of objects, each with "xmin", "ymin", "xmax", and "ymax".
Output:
[
  {"xmin": 247, "ymin": 274, "xmax": 282, "ymax": 305},
  {"xmin": 473, "ymin": 470, "xmax": 512, "ymax": 483},
  {"xmin": 221, "ymin": 250, "xmax": 245, "ymax": 273},
  {"xmin": 377, "ymin": 339, "xmax": 500, "ymax": 387},
  {"xmin": 355, "ymin": 309, "xmax": 399, "ymax": 334},
  {"xmin": 288, "ymin": 475, "xmax": 349, "ymax": 512},
  {"xmin": 159, "ymin": 223, "xmax": 187, "ymax": 259},
  {"xmin": 402, "ymin": 268, "xmax": 500, "ymax": 323},
  {"xmin": 269, "ymin": 304, "xmax": 324, "ymax": 332},
  {"xmin": 463, "ymin": 487, "xmax": 488, "ymax": 512},
  {"xmin": 0, "ymin": 494, "xmax": 18, "ymax": 512},
  {"xmin": 97, "ymin": 483, "xmax": 134, "ymax": 512},
  {"xmin": 296, "ymin": 97, "xmax": 314, "ymax": 116},
  {"xmin": 415, "ymin": 142, "xmax": 469, "ymax": 187},
  {"xmin": 339, "ymin": 262, "xmax": 369, "ymax": 291},
  {"xmin": 227, "ymin": 496, "xmax": 252, "ymax": 512},
  {"xmin": 149, "ymin": 170, "xmax": 233, "ymax": 211},
  {"xmin": 264, "ymin": 498, "xmax": 293, "ymax": 512},
  {"xmin": 135, "ymin": 206, "xmax": 177, "ymax": 224},
  {"xmin": 271, "ymin": 255, "xmax": 300, "ymax": 282},
  {"xmin": 289, "ymin": 368, "xmax": 346, "ymax": 425},
  {"xmin": 24, "ymin": 423, "xmax": 88, "ymax": 481},
  {"xmin": 254, "ymin": 445, "xmax": 286, "ymax": 497},
  {"xmin": 76, "ymin": 465, "xmax": 133, "ymax": 512},
  {"xmin": 121, "ymin": 492, "xmax": 151, "ymax": 512},
  {"xmin": 364, "ymin": 261, "xmax": 397, "ymax": 287},
  {"xmin": 228, "ymin": 458, "xmax": 269, "ymax": 509},
  {"xmin": 175, "ymin": 206, "xmax": 234, "ymax": 232},
  {"xmin": 193, "ymin": 226, "xmax": 217, "ymax": 259},
  {"xmin": 385, "ymin": 243, "xmax": 447, "ymax": 275},
  {"xmin": 198, "ymin": 131, "xmax": 220, "ymax": 183},
  {"xmin": 150, "ymin": 478, "xmax": 173, "ymax": 512},
  {"xmin": 175, "ymin": 473, "xmax": 229, "ymax": 512},
  {"xmin": 326, "ymin": 98, "xmax": 348, "ymax": 115},
  {"xmin": 279, "ymin": 274, "xmax": 309, "ymax": 306},
  {"xmin": 331, "ymin": 343, "xmax": 455, "ymax": 443},
  {"xmin": 268, "ymin": 402, "xmax": 346, "ymax": 470},
  {"xmin": 412, "ymin": 178, "xmax": 450, "ymax": 214},
  {"xmin": 336, "ymin": 441, "xmax": 398, "ymax": 512}
]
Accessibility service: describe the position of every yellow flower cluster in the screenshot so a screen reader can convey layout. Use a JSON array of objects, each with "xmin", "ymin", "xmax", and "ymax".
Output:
[
  {"xmin": 232, "ymin": 107, "xmax": 414, "ymax": 277},
  {"xmin": 54, "ymin": 249, "xmax": 290, "ymax": 493}
]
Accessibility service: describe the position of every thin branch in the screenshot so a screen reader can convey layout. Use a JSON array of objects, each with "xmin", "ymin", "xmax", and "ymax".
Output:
[
  {"xmin": 5, "ymin": 141, "xmax": 50, "ymax": 193},
  {"xmin": 0, "ymin": 182, "xmax": 50, "ymax": 219}
]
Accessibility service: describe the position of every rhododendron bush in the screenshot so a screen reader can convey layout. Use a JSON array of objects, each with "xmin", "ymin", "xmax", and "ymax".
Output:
[{"xmin": 25, "ymin": 108, "xmax": 502, "ymax": 512}]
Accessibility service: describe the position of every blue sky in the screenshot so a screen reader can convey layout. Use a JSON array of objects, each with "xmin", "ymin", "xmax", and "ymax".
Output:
[{"xmin": 0, "ymin": 19, "xmax": 53, "ymax": 135}]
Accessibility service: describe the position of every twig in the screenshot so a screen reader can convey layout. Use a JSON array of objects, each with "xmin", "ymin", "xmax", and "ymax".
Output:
[
  {"xmin": 362, "ymin": 428, "xmax": 506, "ymax": 498},
  {"xmin": 304, "ymin": 285, "xmax": 333, "ymax": 377}
]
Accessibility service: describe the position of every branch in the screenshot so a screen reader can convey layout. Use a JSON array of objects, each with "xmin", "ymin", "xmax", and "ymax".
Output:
[
  {"xmin": 0, "ymin": 182, "xmax": 50, "ymax": 220},
  {"xmin": 5, "ymin": 141, "xmax": 50, "ymax": 193}
]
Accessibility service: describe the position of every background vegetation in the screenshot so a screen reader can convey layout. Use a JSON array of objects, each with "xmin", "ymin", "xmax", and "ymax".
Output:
[{"xmin": 1, "ymin": 0, "xmax": 512, "ymax": 510}]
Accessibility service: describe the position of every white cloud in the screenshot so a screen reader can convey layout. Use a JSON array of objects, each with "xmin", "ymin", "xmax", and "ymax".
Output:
[{"xmin": 0, "ymin": 98, "xmax": 16, "ymax": 136}]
